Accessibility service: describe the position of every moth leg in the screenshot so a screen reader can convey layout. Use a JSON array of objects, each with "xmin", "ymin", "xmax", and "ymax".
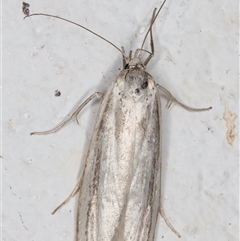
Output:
[
  {"xmin": 31, "ymin": 92, "xmax": 104, "ymax": 135},
  {"xmin": 51, "ymin": 182, "xmax": 80, "ymax": 214},
  {"xmin": 144, "ymin": 8, "xmax": 157, "ymax": 66},
  {"xmin": 157, "ymin": 84, "xmax": 212, "ymax": 112},
  {"xmin": 159, "ymin": 203, "xmax": 181, "ymax": 238}
]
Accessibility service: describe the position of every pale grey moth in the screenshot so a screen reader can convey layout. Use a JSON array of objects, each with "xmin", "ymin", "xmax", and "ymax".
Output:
[{"xmin": 24, "ymin": 0, "xmax": 211, "ymax": 240}]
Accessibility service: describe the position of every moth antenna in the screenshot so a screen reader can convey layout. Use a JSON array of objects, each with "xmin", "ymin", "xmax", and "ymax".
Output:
[
  {"xmin": 24, "ymin": 13, "xmax": 127, "ymax": 59},
  {"xmin": 140, "ymin": 0, "xmax": 167, "ymax": 50}
]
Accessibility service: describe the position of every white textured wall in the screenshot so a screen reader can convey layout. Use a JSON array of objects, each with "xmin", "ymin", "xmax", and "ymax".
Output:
[{"xmin": 3, "ymin": 0, "xmax": 238, "ymax": 240}]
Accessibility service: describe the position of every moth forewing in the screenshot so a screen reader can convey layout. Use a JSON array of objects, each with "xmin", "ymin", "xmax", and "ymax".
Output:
[{"xmin": 75, "ymin": 68, "xmax": 162, "ymax": 240}]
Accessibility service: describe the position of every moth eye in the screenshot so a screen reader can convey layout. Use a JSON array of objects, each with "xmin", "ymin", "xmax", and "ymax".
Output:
[{"xmin": 125, "ymin": 64, "xmax": 129, "ymax": 69}]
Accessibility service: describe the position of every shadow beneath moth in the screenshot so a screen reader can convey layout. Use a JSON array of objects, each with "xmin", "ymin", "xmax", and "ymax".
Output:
[{"xmin": 24, "ymin": 0, "xmax": 212, "ymax": 240}]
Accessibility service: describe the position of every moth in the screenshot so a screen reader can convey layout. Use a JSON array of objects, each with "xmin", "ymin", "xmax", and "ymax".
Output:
[{"xmin": 24, "ymin": 1, "xmax": 211, "ymax": 240}]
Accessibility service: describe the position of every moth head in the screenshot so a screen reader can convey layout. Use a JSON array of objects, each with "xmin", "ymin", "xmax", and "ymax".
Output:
[{"xmin": 124, "ymin": 49, "xmax": 147, "ymax": 70}]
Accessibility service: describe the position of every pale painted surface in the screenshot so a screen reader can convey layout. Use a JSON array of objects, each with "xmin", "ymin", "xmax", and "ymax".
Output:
[{"xmin": 3, "ymin": 0, "xmax": 238, "ymax": 240}]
